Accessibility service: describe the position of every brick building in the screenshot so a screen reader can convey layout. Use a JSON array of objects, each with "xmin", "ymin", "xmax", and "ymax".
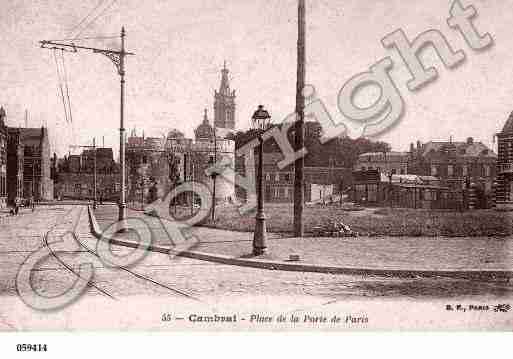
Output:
[
  {"xmin": 354, "ymin": 151, "xmax": 409, "ymax": 175},
  {"xmin": 56, "ymin": 148, "xmax": 119, "ymax": 201},
  {"xmin": 408, "ymin": 138, "xmax": 496, "ymax": 208},
  {"xmin": 0, "ymin": 107, "xmax": 7, "ymax": 208},
  {"xmin": 56, "ymin": 172, "xmax": 119, "ymax": 201},
  {"xmin": 6, "ymin": 128, "xmax": 24, "ymax": 205},
  {"xmin": 350, "ymin": 170, "xmax": 465, "ymax": 210},
  {"xmin": 496, "ymin": 111, "xmax": 513, "ymax": 209},
  {"xmin": 126, "ymin": 132, "xmax": 170, "ymax": 205},
  {"xmin": 18, "ymin": 127, "xmax": 53, "ymax": 201},
  {"xmin": 81, "ymin": 148, "xmax": 117, "ymax": 174},
  {"xmin": 240, "ymin": 152, "xmax": 352, "ymax": 203}
]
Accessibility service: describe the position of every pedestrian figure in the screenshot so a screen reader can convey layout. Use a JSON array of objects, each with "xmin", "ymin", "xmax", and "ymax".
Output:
[
  {"xmin": 14, "ymin": 198, "xmax": 20, "ymax": 216},
  {"xmin": 30, "ymin": 195, "xmax": 35, "ymax": 212}
]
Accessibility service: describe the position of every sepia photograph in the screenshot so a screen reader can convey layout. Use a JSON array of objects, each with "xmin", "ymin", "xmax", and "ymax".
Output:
[{"xmin": 1, "ymin": 0, "xmax": 512, "ymax": 352}]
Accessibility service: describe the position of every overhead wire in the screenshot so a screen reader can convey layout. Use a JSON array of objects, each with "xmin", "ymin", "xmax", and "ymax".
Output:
[
  {"xmin": 53, "ymin": 49, "xmax": 69, "ymax": 123},
  {"xmin": 72, "ymin": 0, "xmax": 118, "ymax": 40},
  {"xmin": 68, "ymin": 0, "xmax": 106, "ymax": 39},
  {"xmin": 60, "ymin": 49, "xmax": 73, "ymax": 123},
  {"xmin": 48, "ymin": 0, "xmax": 120, "ymax": 140},
  {"xmin": 46, "ymin": 35, "xmax": 119, "ymax": 42}
]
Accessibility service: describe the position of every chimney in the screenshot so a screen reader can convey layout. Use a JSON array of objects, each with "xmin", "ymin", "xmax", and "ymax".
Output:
[
  {"xmin": 416, "ymin": 140, "xmax": 422, "ymax": 151},
  {"xmin": 410, "ymin": 143, "xmax": 414, "ymax": 153},
  {"xmin": 467, "ymin": 137, "xmax": 474, "ymax": 145}
]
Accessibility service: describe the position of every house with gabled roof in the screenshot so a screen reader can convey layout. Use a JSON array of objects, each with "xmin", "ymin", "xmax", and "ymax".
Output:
[{"xmin": 408, "ymin": 137, "xmax": 496, "ymax": 208}]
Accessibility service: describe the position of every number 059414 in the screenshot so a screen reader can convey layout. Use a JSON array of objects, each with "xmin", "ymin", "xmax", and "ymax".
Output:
[{"xmin": 16, "ymin": 344, "xmax": 48, "ymax": 352}]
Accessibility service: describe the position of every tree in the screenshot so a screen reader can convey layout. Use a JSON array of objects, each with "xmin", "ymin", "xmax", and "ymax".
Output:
[{"xmin": 229, "ymin": 122, "xmax": 392, "ymax": 169}]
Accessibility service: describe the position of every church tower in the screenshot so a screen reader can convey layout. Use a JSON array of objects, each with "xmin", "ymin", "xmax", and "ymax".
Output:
[{"xmin": 214, "ymin": 62, "xmax": 236, "ymax": 129}]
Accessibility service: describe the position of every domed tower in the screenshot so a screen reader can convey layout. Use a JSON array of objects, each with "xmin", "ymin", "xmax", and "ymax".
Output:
[
  {"xmin": 496, "ymin": 111, "xmax": 513, "ymax": 209},
  {"xmin": 214, "ymin": 62, "xmax": 236, "ymax": 130},
  {"xmin": 191, "ymin": 109, "xmax": 235, "ymax": 203},
  {"xmin": 194, "ymin": 109, "xmax": 214, "ymax": 141}
]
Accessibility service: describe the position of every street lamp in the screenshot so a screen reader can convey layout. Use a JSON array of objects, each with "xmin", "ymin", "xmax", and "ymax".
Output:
[{"xmin": 251, "ymin": 105, "xmax": 271, "ymax": 256}]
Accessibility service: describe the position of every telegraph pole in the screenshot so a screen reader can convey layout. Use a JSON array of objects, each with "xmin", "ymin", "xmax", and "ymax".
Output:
[
  {"xmin": 191, "ymin": 160, "xmax": 195, "ymax": 216},
  {"xmin": 294, "ymin": 0, "xmax": 306, "ymax": 237},
  {"xmin": 93, "ymin": 137, "xmax": 97, "ymax": 209},
  {"xmin": 211, "ymin": 124, "xmax": 217, "ymax": 222},
  {"xmin": 40, "ymin": 26, "xmax": 134, "ymax": 221}
]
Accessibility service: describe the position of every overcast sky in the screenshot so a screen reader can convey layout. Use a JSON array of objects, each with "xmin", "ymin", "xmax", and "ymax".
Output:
[{"xmin": 0, "ymin": 0, "xmax": 511, "ymax": 157}]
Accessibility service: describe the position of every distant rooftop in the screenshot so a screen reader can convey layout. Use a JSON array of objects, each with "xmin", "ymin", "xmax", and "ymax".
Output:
[
  {"xmin": 359, "ymin": 151, "xmax": 408, "ymax": 157},
  {"xmin": 18, "ymin": 127, "xmax": 44, "ymax": 141},
  {"xmin": 421, "ymin": 140, "xmax": 496, "ymax": 157},
  {"xmin": 501, "ymin": 111, "xmax": 513, "ymax": 134}
]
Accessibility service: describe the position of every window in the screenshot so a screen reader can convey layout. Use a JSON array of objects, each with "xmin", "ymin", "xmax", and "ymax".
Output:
[
  {"xmin": 284, "ymin": 173, "xmax": 291, "ymax": 182},
  {"xmin": 279, "ymin": 187, "xmax": 292, "ymax": 198},
  {"xmin": 462, "ymin": 165, "xmax": 468, "ymax": 177},
  {"xmin": 265, "ymin": 173, "xmax": 271, "ymax": 181},
  {"xmin": 273, "ymin": 187, "xmax": 280, "ymax": 198},
  {"xmin": 367, "ymin": 184, "xmax": 378, "ymax": 202},
  {"xmin": 431, "ymin": 165, "xmax": 437, "ymax": 176},
  {"xmin": 275, "ymin": 173, "xmax": 280, "ymax": 182},
  {"xmin": 484, "ymin": 165, "xmax": 491, "ymax": 177},
  {"xmin": 447, "ymin": 165, "xmax": 454, "ymax": 177}
]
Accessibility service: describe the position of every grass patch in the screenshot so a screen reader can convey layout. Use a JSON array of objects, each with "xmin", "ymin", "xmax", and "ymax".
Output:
[{"xmin": 204, "ymin": 203, "xmax": 512, "ymax": 237}]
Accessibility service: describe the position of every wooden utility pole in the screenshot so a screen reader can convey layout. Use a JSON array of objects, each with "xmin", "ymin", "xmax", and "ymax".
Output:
[
  {"xmin": 93, "ymin": 137, "xmax": 97, "ymax": 208},
  {"xmin": 211, "ymin": 123, "xmax": 217, "ymax": 222},
  {"xmin": 294, "ymin": 0, "xmax": 306, "ymax": 237}
]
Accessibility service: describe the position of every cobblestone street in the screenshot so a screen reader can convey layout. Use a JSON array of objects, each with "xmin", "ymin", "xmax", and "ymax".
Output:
[{"xmin": 1, "ymin": 204, "xmax": 513, "ymax": 330}]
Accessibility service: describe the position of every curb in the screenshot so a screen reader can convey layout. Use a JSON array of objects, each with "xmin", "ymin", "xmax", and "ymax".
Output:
[{"xmin": 87, "ymin": 206, "xmax": 513, "ymax": 281}]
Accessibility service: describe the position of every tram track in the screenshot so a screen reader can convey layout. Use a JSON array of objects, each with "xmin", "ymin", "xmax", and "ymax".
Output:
[
  {"xmin": 42, "ymin": 206, "xmax": 116, "ymax": 299},
  {"xmin": 71, "ymin": 230, "xmax": 200, "ymax": 301},
  {"xmin": 43, "ymin": 205, "xmax": 200, "ymax": 302}
]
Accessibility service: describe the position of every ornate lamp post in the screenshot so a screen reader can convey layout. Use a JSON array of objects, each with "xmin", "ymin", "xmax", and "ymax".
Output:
[{"xmin": 251, "ymin": 105, "xmax": 271, "ymax": 256}]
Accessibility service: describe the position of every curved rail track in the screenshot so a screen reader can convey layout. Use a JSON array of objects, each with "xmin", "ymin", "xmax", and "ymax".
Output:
[
  {"xmin": 42, "ymin": 206, "xmax": 116, "ymax": 299},
  {"xmin": 42, "ymin": 205, "xmax": 199, "ymax": 302}
]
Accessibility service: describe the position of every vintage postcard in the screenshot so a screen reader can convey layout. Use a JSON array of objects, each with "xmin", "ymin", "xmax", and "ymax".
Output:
[{"xmin": 1, "ymin": 0, "xmax": 512, "ymax": 344}]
